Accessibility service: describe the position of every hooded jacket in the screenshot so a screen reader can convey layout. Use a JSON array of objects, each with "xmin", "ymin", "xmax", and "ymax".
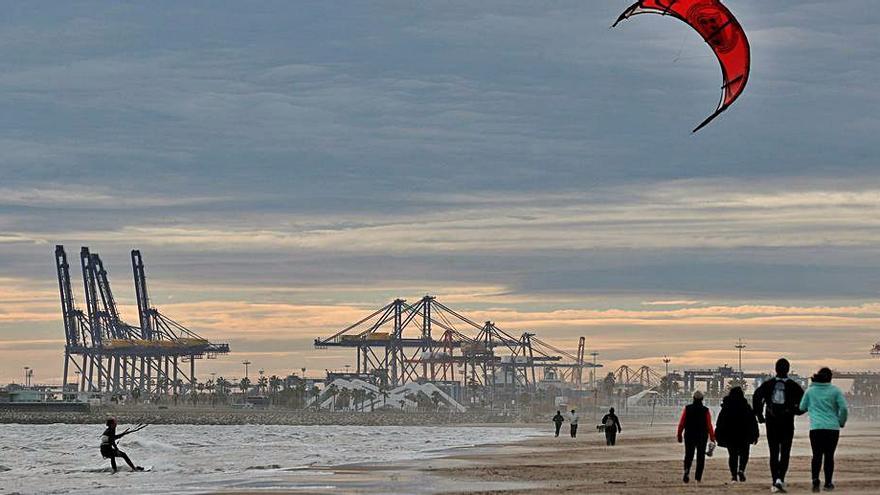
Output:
[
  {"xmin": 799, "ymin": 382, "xmax": 848, "ymax": 431},
  {"xmin": 715, "ymin": 393, "xmax": 759, "ymax": 447}
]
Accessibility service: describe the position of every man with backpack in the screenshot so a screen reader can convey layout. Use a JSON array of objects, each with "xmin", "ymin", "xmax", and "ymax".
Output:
[
  {"xmin": 753, "ymin": 358, "xmax": 805, "ymax": 493},
  {"xmin": 601, "ymin": 407, "xmax": 622, "ymax": 446}
]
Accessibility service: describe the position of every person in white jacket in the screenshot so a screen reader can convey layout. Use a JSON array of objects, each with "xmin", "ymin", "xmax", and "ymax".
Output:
[{"xmin": 569, "ymin": 409, "xmax": 579, "ymax": 438}]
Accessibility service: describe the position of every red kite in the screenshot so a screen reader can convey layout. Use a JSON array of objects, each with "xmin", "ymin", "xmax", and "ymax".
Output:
[{"xmin": 613, "ymin": 0, "xmax": 750, "ymax": 132}]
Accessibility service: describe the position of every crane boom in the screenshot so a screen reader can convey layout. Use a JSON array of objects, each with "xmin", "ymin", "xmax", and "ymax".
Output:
[
  {"xmin": 55, "ymin": 246, "xmax": 79, "ymax": 347},
  {"xmin": 79, "ymin": 247, "xmax": 102, "ymax": 344},
  {"xmin": 131, "ymin": 249, "xmax": 153, "ymax": 339}
]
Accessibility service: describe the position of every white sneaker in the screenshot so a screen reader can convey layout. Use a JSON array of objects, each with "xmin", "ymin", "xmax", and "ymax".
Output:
[
  {"xmin": 773, "ymin": 479, "xmax": 787, "ymax": 493},
  {"xmin": 771, "ymin": 486, "xmax": 781, "ymax": 493}
]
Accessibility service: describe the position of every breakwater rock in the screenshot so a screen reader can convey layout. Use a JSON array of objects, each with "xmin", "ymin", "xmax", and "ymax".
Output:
[{"xmin": 0, "ymin": 406, "xmax": 522, "ymax": 426}]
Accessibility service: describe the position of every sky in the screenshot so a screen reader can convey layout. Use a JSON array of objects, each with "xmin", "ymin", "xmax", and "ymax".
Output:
[{"xmin": 1, "ymin": 1, "xmax": 879, "ymax": 385}]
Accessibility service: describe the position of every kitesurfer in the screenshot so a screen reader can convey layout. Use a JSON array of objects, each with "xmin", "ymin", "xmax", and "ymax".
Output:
[
  {"xmin": 601, "ymin": 408, "xmax": 622, "ymax": 446},
  {"xmin": 753, "ymin": 358, "xmax": 804, "ymax": 493},
  {"xmin": 677, "ymin": 390, "xmax": 716, "ymax": 484},
  {"xmin": 799, "ymin": 367, "xmax": 848, "ymax": 492},
  {"xmin": 552, "ymin": 410, "xmax": 565, "ymax": 437},
  {"xmin": 100, "ymin": 418, "xmax": 145, "ymax": 473},
  {"xmin": 715, "ymin": 386, "xmax": 759, "ymax": 483}
]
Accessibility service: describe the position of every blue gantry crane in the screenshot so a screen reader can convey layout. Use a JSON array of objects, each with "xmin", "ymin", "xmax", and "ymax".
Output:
[{"xmin": 57, "ymin": 245, "xmax": 229, "ymax": 395}]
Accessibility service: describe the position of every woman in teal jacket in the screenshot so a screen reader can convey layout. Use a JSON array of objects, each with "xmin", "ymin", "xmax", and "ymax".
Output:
[{"xmin": 799, "ymin": 367, "xmax": 848, "ymax": 492}]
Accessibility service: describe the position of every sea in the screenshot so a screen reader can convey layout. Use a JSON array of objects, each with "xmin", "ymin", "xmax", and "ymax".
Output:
[{"xmin": 0, "ymin": 424, "xmax": 540, "ymax": 494}]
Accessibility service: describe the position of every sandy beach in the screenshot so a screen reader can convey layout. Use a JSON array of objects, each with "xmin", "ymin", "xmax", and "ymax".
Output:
[
  {"xmin": 203, "ymin": 420, "xmax": 880, "ymax": 495},
  {"xmin": 430, "ymin": 420, "xmax": 880, "ymax": 495}
]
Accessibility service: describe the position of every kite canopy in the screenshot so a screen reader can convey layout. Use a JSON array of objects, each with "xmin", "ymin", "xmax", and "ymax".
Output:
[{"xmin": 613, "ymin": 0, "xmax": 750, "ymax": 132}]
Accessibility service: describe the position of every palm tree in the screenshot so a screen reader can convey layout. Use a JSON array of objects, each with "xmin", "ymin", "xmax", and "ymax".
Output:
[
  {"xmin": 257, "ymin": 375, "xmax": 269, "ymax": 395},
  {"xmin": 351, "ymin": 388, "xmax": 365, "ymax": 412},
  {"xmin": 205, "ymin": 378, "xmax": 215, "ymax": 406},
  {"xmin": 157, "ymin": 377, "xmax": 169, "ymax": 395},
  {"xmin": 602, "ymin": 372, "xmax": 616, "ymax": 399},
  {"xmin": 310, "ymin": 385, "xmax": 321, "ymax": 410},
  {"xmin": 417, "ymin": 391, "xmax": 433, "ymax": 411},
  {"xmin": 337, "ymin": 387, "xmax": 351, "ymax": 410},
  {"xmin": 379, "ymin": 384, "xmax": 390, "ymax": 406},
  {"xmin": 216, "ymin": 377, "xmax": 229, "ymax": 396},
  {"xmin": 326, "ymin": 384, "xmax": 338, "ymax": 410},
  {"xmin": 268, "ymin": 375, "xmax": 282, "ymax": 404},
  {"xmin": 239, "ymin": 377, "xmax": 251, "ymax": 396},
  {"xmin": 366, "ymin": 391, "xmax": 377, "ymax": 411},
  {"xmin": 222, "ymin": 377, "xmax": 233, "ymax": 404},
  {"xmin": 294, "ymin": 382, "xmax": 307, "ymax": 409},
  {"xmin": 431, "ymin": 391, "xmax": 442, "ymax": 411}
]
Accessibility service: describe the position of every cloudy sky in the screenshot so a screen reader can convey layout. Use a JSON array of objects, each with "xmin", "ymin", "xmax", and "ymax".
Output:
[{"xmin": 1, "ymin": 1, "xmax": 879, "ymax": 385}]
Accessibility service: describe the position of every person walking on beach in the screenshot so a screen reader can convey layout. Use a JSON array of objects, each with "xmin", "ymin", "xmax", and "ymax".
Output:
[
  {"xmin": 100, "ymin": 418, "xmax": 145, "ymax": 473},
  {"xmin": 552, "ymin": 410, "xmax": 565, "ymax": 437},
  {"xmin": 569, "ymin": 409, "xmax": 579, "ymax": 438},
  {"xmin": 715, "ymin": 386, "xmax": 759, "ymax": 483},
  {"xmin": 753, "ymin": 358, "xmax": 804, "ymax": 493},
  {"xmin": 601, "ymin": 407, "xmax": 622, "ymax": 446},
  {"xmin": 677, "ymin": 390, "xmax": 716, "ymax": 484},
  {"xmin": 799, "ymin": 367, "xmax": 848, "ymax": 492}
]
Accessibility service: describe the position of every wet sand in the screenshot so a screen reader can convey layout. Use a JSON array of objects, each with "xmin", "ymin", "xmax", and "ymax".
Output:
[{"xmin": 206, "ymin": 421, "xmax": 880, "ymax": 494}]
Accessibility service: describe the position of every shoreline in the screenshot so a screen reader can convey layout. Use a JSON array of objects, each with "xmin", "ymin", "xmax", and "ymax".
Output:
[
  {"xmin": 7, "ymin": 419, "xmax": 877, "ymax": 494},
  {"xmin": 0, "ymin": 407, "xmax": 526, "ymax": 426},
  {"xmin": 217, "ymin": 420, "xmax": 879, "ymax": 495}
]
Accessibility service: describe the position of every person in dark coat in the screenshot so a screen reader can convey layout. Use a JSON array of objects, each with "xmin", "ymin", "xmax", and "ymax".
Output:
[
  {"xmin": 601, "ymin": 407, "xmax": 622, "ymax": 446},
  {"xmin": 715, "ymin": 386, "xmax": 759, "ymax": 483},
  {"xmin": 552, "ymin": 410, "xmax": 565, "ymax": 437},
  {"xmin": 677, "ymin": 390, "xmax": 716, "ymax": 484}
]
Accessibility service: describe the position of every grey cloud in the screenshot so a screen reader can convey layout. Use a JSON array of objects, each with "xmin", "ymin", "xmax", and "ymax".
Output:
[{"xmin": 1, "ymin": 1, "xmax": 879, "ymax": 381}]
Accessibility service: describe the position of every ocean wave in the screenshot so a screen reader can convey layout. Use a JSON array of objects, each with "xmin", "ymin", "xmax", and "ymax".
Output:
[
  {"xmin": 0, "ymin": 424, "xmax": 541, "ymax": 495},
  {"xmin": 244, "ymin": 463, "xmax": 282, "ymax": 470},
  {"xmin": 123, "ymin": 438, "xmax": 180, "ymax": 451}
]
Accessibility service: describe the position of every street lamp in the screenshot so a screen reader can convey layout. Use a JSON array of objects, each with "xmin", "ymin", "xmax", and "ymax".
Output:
[
  {"xmin": 662, "ymin": 356, "xmax": 672, "ymax": 405},
  {"xmin": 242, "ymin": 361, "xmax": 252, "ymax": 380},
  {"xmin": 735, "ymin": 339, "xmax": 746, "ymax": 382},
  {"xmin": 23, "ymin": 366, "xmax": 30, "ymax": 388},
  {"xmin": 590, "ymin": 352, "xmax": 599, "ymax": 388}
]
